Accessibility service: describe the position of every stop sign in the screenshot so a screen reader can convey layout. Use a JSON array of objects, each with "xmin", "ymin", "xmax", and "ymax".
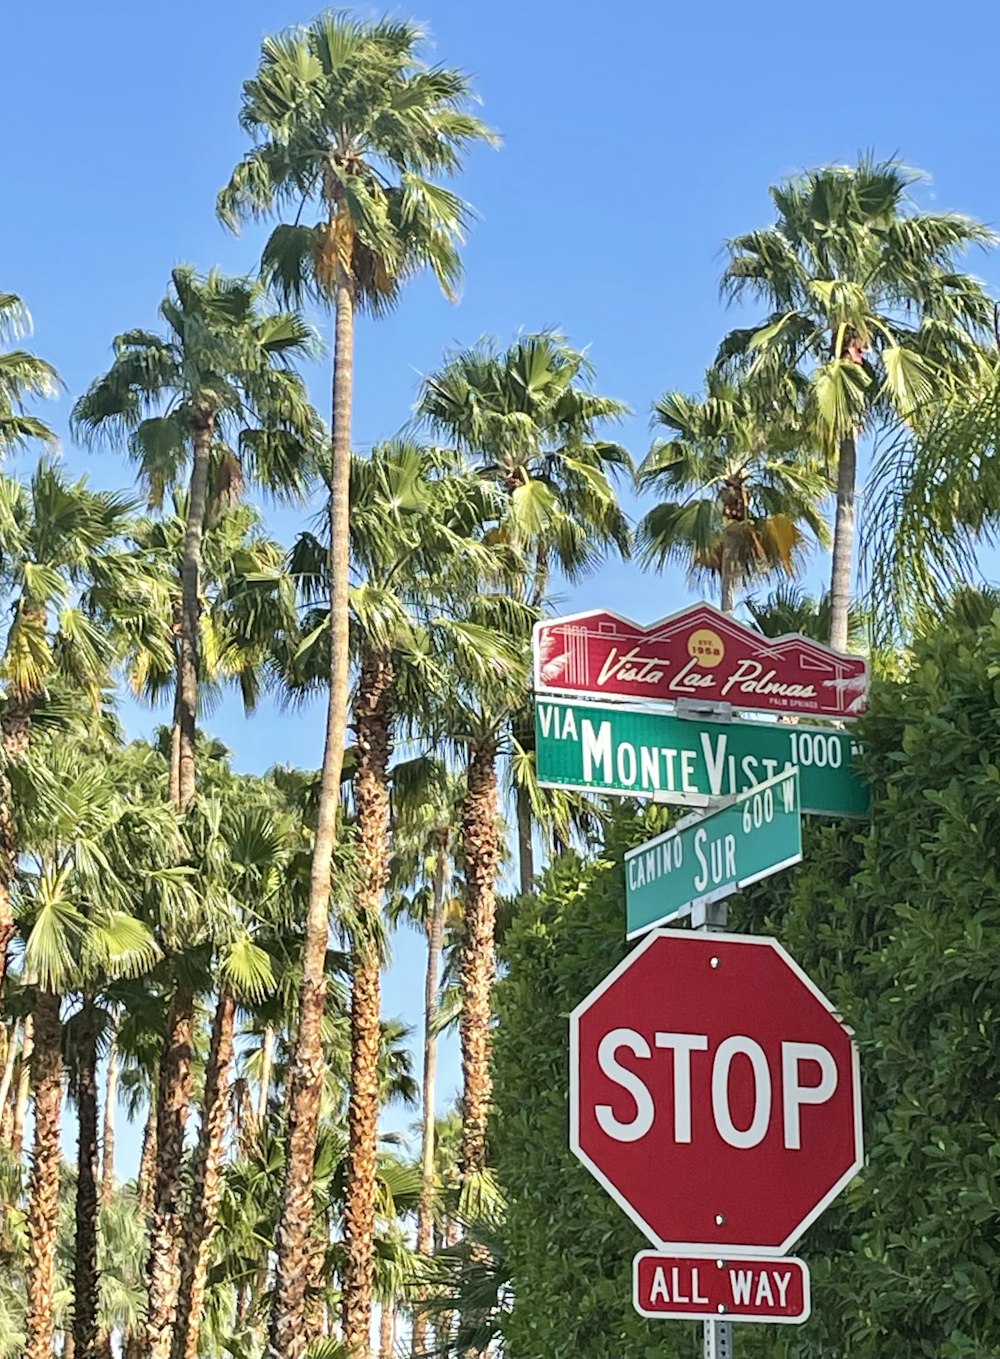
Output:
[{"xmin": 570, "ymin": 930, "xmax": 862, "ymax": 1255}]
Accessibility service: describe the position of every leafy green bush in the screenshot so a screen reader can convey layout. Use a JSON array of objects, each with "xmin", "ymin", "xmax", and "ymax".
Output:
[{"xmin": 494, "ymin": 610, "xmax": 1000, "ymax": 1359}]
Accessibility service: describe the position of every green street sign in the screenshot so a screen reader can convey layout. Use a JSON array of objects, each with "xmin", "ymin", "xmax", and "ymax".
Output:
[
  {"xmin": 624, "ymin": 767, "xmax": 802, "ymax": 938},
  {"xmin": 535, "ymin": 697, "xmax": 869, "ymax": 818}
]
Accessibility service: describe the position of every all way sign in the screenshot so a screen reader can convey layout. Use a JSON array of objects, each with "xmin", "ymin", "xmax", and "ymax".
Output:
[
  {"xmin": 624, "ymin": 768, "xmax": 801, "ymax": 938},
  {"xmin": 633, "ymin": 1252, "xmax": 810, "ymax": 1324},
  {"xmin": 536, "ymin": 696, "xmax": 868, "ymax": 818}
]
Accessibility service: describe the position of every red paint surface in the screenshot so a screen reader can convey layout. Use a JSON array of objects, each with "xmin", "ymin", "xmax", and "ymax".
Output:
[
  {"xmin": 633, "ymin": 1252, "xmax": 809, "ymax": 1322},
  {"xmin": 571, "ymin": 932, "xmax": 862, "ymax": 1253},
  {"xmin": 534, "ymin": 603, "xmax": 868, "ymax": 718}
]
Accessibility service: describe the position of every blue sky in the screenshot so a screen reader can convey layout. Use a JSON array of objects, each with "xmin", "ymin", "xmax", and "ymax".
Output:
[{"xmin": 7, "ymin": 0, "xmax": 1000, "ymax": 1170}]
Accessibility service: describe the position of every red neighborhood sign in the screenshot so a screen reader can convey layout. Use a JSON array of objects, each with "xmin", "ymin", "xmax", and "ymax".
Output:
[
  {"xmin": 534, "ymin": 603, "xmax": 868, "ymax": 719},
  {"xmin": 633, "ymin": 1252, "xmax": 810, "ymax": 1324},
  {"xmin": 570, "ymin": 931, "xmax": 863, "ymax": 1255}
]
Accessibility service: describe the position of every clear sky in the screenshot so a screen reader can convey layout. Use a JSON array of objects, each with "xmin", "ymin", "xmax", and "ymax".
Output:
[{"xmin": 6, "ymin": 0, "xmax": 1000, "ymax": 1169}]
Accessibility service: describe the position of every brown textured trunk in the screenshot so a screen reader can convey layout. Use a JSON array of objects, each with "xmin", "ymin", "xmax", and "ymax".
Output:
[
  {"xmin": 269, "ymin": 262, "xmax": 354, "ymax": 1359},
  {"xmin": 24, "ymin": 988, "xmax": 63, "ymax": 1359},
  {"xmin": 719, "ymin": 535, "xmax": 736, "ymax": 614},
  {"xmin": 145, "ymin": 987, "xmax": 196, "ymax": 1359},
  {"xmin": 829, "ymin": 431, "xmax": 857, "ymax": 653},
  {"xmin": 459, "ymin": 739, "xmax": 500, "ymax": 1180},
  {"xmin": 257, "ymin": 1023, "xmax": 274, "ymax": 1122},
  {"xmin": 342, "ymin": 648, "xmax": 394, "ymax": 1359},
  {"xmin": 171, "ymin": 986, "xmax": 237, "ymax": 1359},
  {"xmin": 177, "ymin": 415, "xmax": 213, "ymax": 810},
  {"xmin": 412, "ymin": 833, "xmax": 447, "ymax": 1359},
  {"xmin": 137, "ymin": 1097, "xmax": 158, "ymax": 1221},
  {"xmin": 73, "ymin": 995, "xmax": 101, "ymax": 1359},
  {"xmin": 0, "ymin": 704, "xmax": 32, "ymax": 1001},
  {"xmin": 101, "ymin": 1024, "xmax": 119, "ymax": 1208},
  {"xmin": 11, "ymin": 1008, "xmax": 34, "ymax": 1158},
  {"xmin": 168, "ymin": 682, "xmax": 182, "ymax": 809},
  {"xmin": 0, "ymin": 1019, "xmax": 20, "ymax": 1143},
  {"xmin": 515, "ymin": 784, "xmax": 533, "ymax": 896},
  {"xmin": 379, "ymin": 1304, "xmax": 394, "ymax": 1359}
]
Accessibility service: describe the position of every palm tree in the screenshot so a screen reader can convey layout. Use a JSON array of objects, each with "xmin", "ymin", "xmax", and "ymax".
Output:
[
  {"xmin": 171, "ymin": 795, "xmax": 284, "ymax": 1359},
  {"xmin": 72, "ymin": 266, "xmax": 319, "ymax": 808},
  {"xmin": 636, "ymin": 372, "xmax": 830, "ymax": 611},
  {"xmin": 385, "ymin": 758, "xmax": 464, "ymax": 1359},
  {"xmin": 73, "ymin": 270, "xmax": 317, "ymax": 1359},
  {"xmin": 12, "ymin": 734, "xmax": 165, "ymax": 1359},
  {"xmin": 0, "ymin": 463, "xmax": 134, "ymax": 1003},
  {"xmin": 0, "ymin": 292, "xmax": 59, "ymax": 456},
  {"xmin": 419, "ymin": 331, "xmax": 630, "ymax": 895},
  {"xmin": 218, "ymin": 20, "xmax": 493, "ymax": 1351},
  {"xmin": 287, "ymin": 440, "xmax": 511, "ymax": 1352},
  {"xmin": 718, "ymin": 156, "xmax": 996, "ymax": 650}
]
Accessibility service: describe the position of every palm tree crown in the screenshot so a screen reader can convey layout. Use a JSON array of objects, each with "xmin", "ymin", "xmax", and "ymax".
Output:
[
  {"xmin": 0, "ymin": 293, "xmax": 60, "ymax": 457},
  {"xmin": 636, "ymin": 372, "xmax": 829, "ymax": 611},
  {"xmin": 718, "ymin": 156, "xmax": 996, "ymax": 649}
]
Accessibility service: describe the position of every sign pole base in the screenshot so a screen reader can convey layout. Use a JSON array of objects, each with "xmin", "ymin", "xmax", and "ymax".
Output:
[
  {"xmin": 697, "ymin": 896, "xmax": 733, "ymax": 1359},
  {"xmin": 703, "ymin": 1319, "xmax": 733, "ymax": 1359}
]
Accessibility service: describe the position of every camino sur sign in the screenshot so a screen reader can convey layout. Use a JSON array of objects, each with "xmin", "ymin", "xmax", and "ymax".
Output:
[
  {"xmin": 570, "ymin": 931, "xmax": 864, "ymax": 1255},
  {"xmin": 536, "ymin": 696, "xmax": 868, "ymax": 818},
  {"xmin": 624, "ymin": 767, "xmax": 801, "ymax": 938},
  {"xmin": 633, "ymin": 1252, "xmax": 810, "ymax": 1324},
  {"xmin": 534, "ymin": 603, "xmax": 869, "ymax": 719}
]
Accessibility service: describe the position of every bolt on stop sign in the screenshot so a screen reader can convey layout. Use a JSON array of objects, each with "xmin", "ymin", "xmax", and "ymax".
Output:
[{"xmin": 570, "ymin": 931, "xmax": 863, "ymax": 1255}]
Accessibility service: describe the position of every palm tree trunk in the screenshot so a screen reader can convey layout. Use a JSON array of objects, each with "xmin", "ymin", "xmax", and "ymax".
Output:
[
  {"xmin": 719, "ymin": 534, "xmax": 736, "ymax": 614},
  {"xmin": 146, "ymin": 986, "xmax": 196, "ymax": 1359},
  {"xmin": 256, "ymin": 1025, "xmax": 273, "ymax": 1122},
  {"xmin": 137, "ymin": 1098, "xmax": 158, "ymax": 1221},
  {"xmin": 73, "ymin": 995, "xmax": 101, "ymax": 1359},
  {"xmin": 177, "ymin": 416, "xmax": 213, "ymax": 810},
  {"xmin": 0, "ymin": 1019, "xmax": 20, "ymax": 1142},
  {"xmin": 11, "ymin": 1008, "xmax": 33, "ymax": 1159},
  {"xmin": 459, "ymin": 738, "xmax": 500, "ymax": 1180},
  {"xmin": 342, "ymin": 648, "xmax": 394, "ymax": 1359},
  {"xmin": 171, "ymin": 985, "xmax": 237, "ymax": 1359},
  {"xmin": 168, "ymin": 681, "xmax": 182, "ymax": 808},
  {"xmin": 269, "ymin": 263, "xmax": 355, "ymax": 1359},
  {"xmin": 515, "ymin": 784, "xmax": 534, "ymax": 895},
  {"xmin": 829, "ymin": 432, "xmax": 857, "ymax": 653},
  {"xmin": 101, "ymin": 1023, "xmax": 119, "ymax": 1208},
  {"xmin": 0, "ymin": 706, "xmax": 32, "ymax": 1002},
  {"xmin": 24, "ymin": 988, "xmax": 63, "ymax": 1359},
  {"xmin": 379, "ymin": 1303, "xmax": 394, "ymax": 1359},
  {"xmin": 412, "ymin": 834, "xmax": 447, "ymax": 1359}
]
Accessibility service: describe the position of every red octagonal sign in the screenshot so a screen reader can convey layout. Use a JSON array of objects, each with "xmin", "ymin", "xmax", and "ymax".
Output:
[{"xmin": 570, "ymin": 930, "xmax": 863, "ymax": 1255}]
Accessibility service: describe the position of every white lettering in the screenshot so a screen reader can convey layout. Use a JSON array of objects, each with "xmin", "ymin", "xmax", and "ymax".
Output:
[
  {"xmin": 712, "ymin": 1035, "xmax": 771, "ymax": 1148},
  {"xmin": 701, "ymin": 733, "xmax": 728, "ymax": 796},
  {"xmin": 670, "ymin": 1267, "xmax": 688, "ymax": 1304},
  {"xmin": 692, "ymin": 1267, "xmax": 708, "ymax": 1305},
  {"xmin": 655, "ymin": 1032, "xmax": 709, "ymax": 1142},
  {"xmin": 774, "ymin": 1271, "xmax": 791, "ymax": 1307},
  {"xmin": 730, "ymin": 1270, "xmax": 752, "ymax": 1306},
  {"xmin": 650, "ymin": 1266, "xmax": 670, "ymax": 1303},
  {"xmin": 595, "ymin": 1028, "xmax": 653, "ymax": 1141},
  {"xmin": 582, "ymin": 719, "xmax": 612, "ymax": 783},
  {"xmin": 693, "ymin": 828, "xmax": 708, "ymax": 891},
  {"xmin": 782, "ymin": 1041, "xmax": 838, "ymax": 1149},
  {"xmin": 538, "ymin": 704, "xmax": 554, "ymax": 738},
  {"xmin": 616, "ymin": 742, "xmax": 637, "ymax": 786}
]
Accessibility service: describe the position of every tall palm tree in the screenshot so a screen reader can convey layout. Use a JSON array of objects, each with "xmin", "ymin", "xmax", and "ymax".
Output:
[
  {"xmin": 419, "ymin": 332, "xmax": 630, "ymax": 894},
  {"xmin": 718, "ymin": 156, "xmax": 995, "ymax": 650},
  {"xmin": 218, "ymin": 20, "xmax": 493, "ymax": 1351},
  {"xmin": 636, "ymin": 373, "xmax": 830, "ymax": 611},
  {"xmin": 384, "ymin": 758, "xmax": 465, "ymax": 1359},
  {"xmin": 171, "ymin": 796, "xmax": 284, "ymax": 1359},
  {"xmin": 12, "ymin": 734, "xmax": 165, "ymax": 1359},
  {"xmin": 0, "ymin": 292, "xmax": 59, "ymax": 456},
  {"xmin": 72, "ymin": 266, "xmax": 319, "ymax": 808},
  {"xmin": 288, "ymin": 441, "xmax": 511, "ymax": 1352},
  {"xmin": 73, "ymin": 269, "xmax": 318, "ymax": 1359},
  {"xmin": 0, "ymin": 463, "xmax": 134, "ymax": 1003}
]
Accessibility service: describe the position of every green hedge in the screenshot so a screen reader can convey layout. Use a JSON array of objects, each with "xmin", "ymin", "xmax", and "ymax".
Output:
[{"xmin": 493, "ymin": 612, "xmax": 1000, "ymax": 1359}]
